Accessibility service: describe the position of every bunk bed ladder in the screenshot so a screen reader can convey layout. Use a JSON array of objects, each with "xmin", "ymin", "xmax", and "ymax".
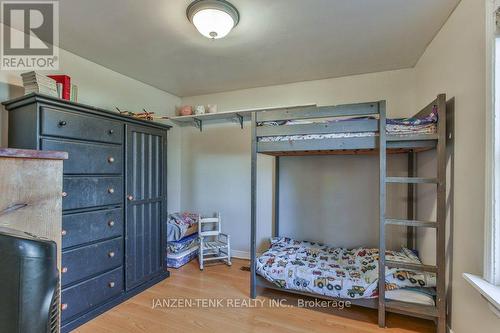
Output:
[{"xmin": 381, "ymin": 94, "xmax": 447, "ymax": 333}]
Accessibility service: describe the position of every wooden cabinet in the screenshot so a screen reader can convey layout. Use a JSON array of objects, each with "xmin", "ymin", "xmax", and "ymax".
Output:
[
  {"xmin": 0, "ymin": 149, "xmax": 67, "ymax": 262},
  {"xmin": 3, "ymin": 94, "xmax": 170, "ymax": 333},
  {"xmin": 0, "ymin": 148, "xmax": 67, "ymax": 332},
  {"xmin": 125, "ymin": 125, "xmax": 166, "ymax": 290}
]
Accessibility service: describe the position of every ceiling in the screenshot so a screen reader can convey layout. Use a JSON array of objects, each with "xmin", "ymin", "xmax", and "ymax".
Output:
[{"xmin": 56, "ymin": 0, "xmax": 459, "ymax": 97}]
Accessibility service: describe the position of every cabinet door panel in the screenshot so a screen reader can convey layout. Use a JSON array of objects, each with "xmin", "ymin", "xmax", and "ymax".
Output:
[{"xmin": 125, "ymin": 125, "xmax": 166, "ymax": 290}]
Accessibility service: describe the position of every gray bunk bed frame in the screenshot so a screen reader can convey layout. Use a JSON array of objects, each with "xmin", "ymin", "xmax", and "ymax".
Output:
[{"xmin": 250, "ymin": 94, "xmax": 450, "ymax": 332}]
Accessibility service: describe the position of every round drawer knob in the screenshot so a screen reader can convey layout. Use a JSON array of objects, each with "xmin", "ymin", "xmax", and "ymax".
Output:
[
  {"xmin": 59, "ymin": 120, "xmax": 67, "ymax": 127},
  {"xmin": 108, "ymin": 129, "xmax": 114, "ymax": 135},
  {"xmin": 108, "ymin": 188, "xmax": 115, "ymax": 194},
  {"xmin": 62, "ymin": 267, "xmax": 68, "ymax": 273},
  {"xmin": 109, "ymin": 281, "xmax": 115, "ymax": 288},
  {"xmin": 61, "ymin": 230, "xmax": 67, "ymax": 236},
  {"xmin": 108, "ymin": 251, "xmax": 115, "ymax": 258},
  {"xmin": 108, "ymin": 156, "xmax": 115, "ymax": 163},
  {"xmin": 62, "ymin": 192, "xmax": 68, "ymax": 197},
  {"xmin": 108, "ymin": 220, "xmax": 115, "ymax": 227},
  {"xmin": 61, "ymin": 303, "xmax": 68, "ymax": 311},
  {"xmin": 127, "ymin": 195, "xmax": 134, "ymax": 201}
]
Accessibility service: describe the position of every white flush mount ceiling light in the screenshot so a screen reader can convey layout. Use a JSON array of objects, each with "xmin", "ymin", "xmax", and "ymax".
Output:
[{"xmin": 187, "ymin": 0, "xmax": 240, "ymax": 39}]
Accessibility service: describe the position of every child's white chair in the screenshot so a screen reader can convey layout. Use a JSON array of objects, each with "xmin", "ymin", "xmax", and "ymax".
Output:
[{"xmin": 198, "ymin": 213, "xmax": 231, "ymax": 270}]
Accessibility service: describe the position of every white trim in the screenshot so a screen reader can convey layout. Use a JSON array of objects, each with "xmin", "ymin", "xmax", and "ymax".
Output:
[
  {"xmin": 484, "ymin": 0, "xmax": 500, "ymax": 286},
  {"xmin": 484, "ymin": 0, "xmax": 494, "ymax": 284},
  {"xmin": 231, "ymin": 250, "xmax": 250, "ymax": 260},
  {"xmin": 463, "ymin": 273, "xmax": 500, "ymax": 317}
]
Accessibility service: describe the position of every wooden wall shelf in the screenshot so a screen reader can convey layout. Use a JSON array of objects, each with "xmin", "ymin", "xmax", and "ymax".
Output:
[{"xmin": 168, "ymin": 104, "xmax": 315, "ymax": 131}]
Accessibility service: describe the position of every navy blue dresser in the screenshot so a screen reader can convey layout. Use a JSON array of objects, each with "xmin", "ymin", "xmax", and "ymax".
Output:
[{"xmin": 3, "ymin": 94, "xmax": 170, "ymax": 332}]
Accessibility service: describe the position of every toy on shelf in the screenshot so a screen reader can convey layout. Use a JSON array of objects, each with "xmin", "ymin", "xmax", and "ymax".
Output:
[{"xmin": 115, "ymin": 107, "xmax": 170, "ymax": 121}]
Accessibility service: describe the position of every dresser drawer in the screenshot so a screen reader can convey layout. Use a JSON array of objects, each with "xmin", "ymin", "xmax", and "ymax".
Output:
[
  {"xmin": 61, "ymin": 238, "xmax": 123, "ymax": 286},
  {"xmin": 42, "ymin": 139, "xmax": 123, "ymax": 175},
  {"xmin": 62, "ymin": 208, "xmax": 123, "ymax": 249},
  {"xmin": 41, "ymin": 107, "xmax": 123, "ymax": 144},
  {"xmin": 61, "ymin": 267, "xmax": 123, "ymax": 322},
  {"xmin": 63, "ymin": 176, "xmax": 122, "ymax": 210}
]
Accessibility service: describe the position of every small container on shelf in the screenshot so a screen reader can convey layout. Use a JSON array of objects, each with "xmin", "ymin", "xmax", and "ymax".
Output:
[
  {"xmin": 179, "ymin": 105, "xmax": 193, "ymax": 116},
  {"xmin": 194, "ymin": 105, "xmax": 205, "ymax": 115},
  {"xmin": 207, "ymin": 104, "xmax": 217, "ymax": 113}
]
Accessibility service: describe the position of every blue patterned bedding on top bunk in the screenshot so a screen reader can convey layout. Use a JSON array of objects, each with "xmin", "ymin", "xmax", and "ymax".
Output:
[
  {"xmin": 257, "ymin": 107, "xmax": 438, "ymax": 142},
  {"xmin": 256, "ymin": 237, "xmax": 436, "ymax": 300}
]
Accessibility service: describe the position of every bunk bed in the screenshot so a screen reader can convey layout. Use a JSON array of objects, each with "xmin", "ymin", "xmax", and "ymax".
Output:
[{"xmin": 250, "ymin": 94, "xmax": 450, "ymax": 333}]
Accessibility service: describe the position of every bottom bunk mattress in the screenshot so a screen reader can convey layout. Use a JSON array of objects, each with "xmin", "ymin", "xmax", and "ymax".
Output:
[
  {"xmin": 166, "ymin": 244, "xmax": 199, "ymax": 268},
  {"xmin": 256, "ymin": 237, "xmax": 436, "ymax": 303}
]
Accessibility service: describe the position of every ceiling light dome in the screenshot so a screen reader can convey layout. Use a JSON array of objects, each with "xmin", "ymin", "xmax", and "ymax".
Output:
[{"xmin": 187, "ymin": 0, "xmax": 240, "ymax": 39}]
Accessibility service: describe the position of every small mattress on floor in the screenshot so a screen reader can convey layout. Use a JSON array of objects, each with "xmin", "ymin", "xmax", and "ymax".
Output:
[
  {"xmin": 166, "ymin": 244, "xmax": 199, "ymax": 269},
  {"xmin": 167, "ymin": 233, "xmax": 199, "ymax": 254},
  {"xmin": 167, "ymin": 212, "xmax": 198, "ymax": 242},
  {"xmin": 256, "ymin": 237, "xmax": 436, "ymax": 304}
]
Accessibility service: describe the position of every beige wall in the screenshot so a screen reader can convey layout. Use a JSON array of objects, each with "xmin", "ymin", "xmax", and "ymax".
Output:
[
  {"xmin": 414, "ymin": 0, "xmax": 499, "ymax": 331},
  {"xmin": 0, "ymin": 34, "xmax": 182, "ymax": 212},
  {"xmin": 182, "ymin": 69, "xmax": 417, "ymax": 255}
]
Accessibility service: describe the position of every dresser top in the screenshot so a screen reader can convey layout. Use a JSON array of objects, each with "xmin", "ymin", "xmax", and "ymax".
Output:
[
  {"xmin": 2, "ymin": 93, "xmax": 172, "ymax": 130},
  {"xmin": 0, "ymin": 148, "xmax": 68, "ymax": 160}
]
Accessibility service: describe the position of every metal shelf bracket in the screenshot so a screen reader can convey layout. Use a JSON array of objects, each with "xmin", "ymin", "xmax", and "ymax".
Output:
[
  {"xmin": 193, "ymin": 118, "xmax": 203, "ymax": 132},
  {"xmin": 235, "ymin": 113, "xmax": 244, "ymax": 129}
]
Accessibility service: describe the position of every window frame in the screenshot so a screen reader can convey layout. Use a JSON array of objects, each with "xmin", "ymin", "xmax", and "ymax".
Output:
[{"xmin": 485, "ymin": 0, "xmax": 500, "ymax": 287}]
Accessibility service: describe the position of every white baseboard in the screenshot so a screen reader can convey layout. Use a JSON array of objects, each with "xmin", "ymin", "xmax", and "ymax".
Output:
[{"xmin": 231, "ymin": 250, "xmax": 250, "ymax": 260}]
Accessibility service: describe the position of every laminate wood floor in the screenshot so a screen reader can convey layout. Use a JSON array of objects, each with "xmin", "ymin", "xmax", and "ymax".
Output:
[{"xmin": 75, "ymin": 259, "xmax": 435, "ymax": 333}]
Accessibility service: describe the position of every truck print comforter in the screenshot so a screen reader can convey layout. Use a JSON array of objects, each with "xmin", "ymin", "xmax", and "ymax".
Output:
[{"xmin": 256, "ymin": 237, "xmax": 436, "ymax": 299}]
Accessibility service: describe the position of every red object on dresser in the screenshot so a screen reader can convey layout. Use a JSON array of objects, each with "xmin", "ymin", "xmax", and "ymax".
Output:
[{"xmin": 48, "ymin": 75, "xmax": 71, "ymax": 100}]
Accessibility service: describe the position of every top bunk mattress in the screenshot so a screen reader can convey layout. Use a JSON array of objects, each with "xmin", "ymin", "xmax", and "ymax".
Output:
[
  {"xmin": 256, "ymin": 237, "xmax": 436, "ymax": 301},
  {"xmin": 257, "ymin": 107, "xmax": 438, "ymax": 143}
]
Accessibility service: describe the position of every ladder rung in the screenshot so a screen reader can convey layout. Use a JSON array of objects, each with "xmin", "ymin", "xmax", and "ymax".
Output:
[
  {"xmin": 386, "ymin": 177, "xmax": 438, "ymax": 184},
  {"xmin": 386, "ymin": 134, "xmax": 439, "ymax": 142},
  {"xmin": 385, "ymin": 260, "xmax": 437, "ymax": 273},
  {"xmin": 385, "ymin": 300, "xmax": 439, "ymax": 318},
  {"xmin": 200, "ymin": 217, "xmax": 219, "ymax": 223},
  {"xmin": 385, "ymin": 219, "xmax": 437, "ymax": 228}
]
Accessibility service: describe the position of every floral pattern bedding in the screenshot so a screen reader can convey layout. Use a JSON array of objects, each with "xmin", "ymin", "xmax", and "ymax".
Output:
[{"xmin": 256, "ymin": 237, "xmax": 436, "ymax": 299}]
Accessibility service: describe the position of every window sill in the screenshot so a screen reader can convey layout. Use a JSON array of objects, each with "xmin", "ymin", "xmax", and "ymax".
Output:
[{"xmin": 463, "ymin": 273, "xmax": 500, "ymax": 317}]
